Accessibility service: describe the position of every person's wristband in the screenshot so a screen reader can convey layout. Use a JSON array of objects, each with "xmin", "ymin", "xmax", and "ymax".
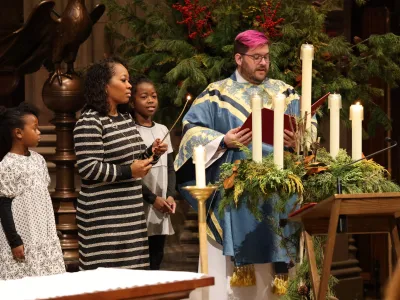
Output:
[{"xmin": 219, "ymin": 137, "xmax": 227, "ymax": 149}]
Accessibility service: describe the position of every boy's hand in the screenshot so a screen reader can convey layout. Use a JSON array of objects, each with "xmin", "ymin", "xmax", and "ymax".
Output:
[{"xmin": 12, "ymin": 245, "xmax": 25, "ymax": 262}]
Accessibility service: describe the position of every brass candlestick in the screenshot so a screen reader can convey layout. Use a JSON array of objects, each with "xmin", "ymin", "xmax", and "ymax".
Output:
[{"xmin": 183, "ymin": 185, "xmax": 217, "ymax": 274}]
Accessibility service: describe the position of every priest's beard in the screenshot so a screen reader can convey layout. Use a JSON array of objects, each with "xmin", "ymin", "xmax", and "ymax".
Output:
[{"xmin": 239, "ymin": 60, "xmax": 269, "ymax": 85}]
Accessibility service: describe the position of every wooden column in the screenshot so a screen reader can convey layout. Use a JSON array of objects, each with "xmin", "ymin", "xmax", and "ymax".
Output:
[{"xmin": 42, "ymin": 74, "xmax": 85, "ymax": 271}]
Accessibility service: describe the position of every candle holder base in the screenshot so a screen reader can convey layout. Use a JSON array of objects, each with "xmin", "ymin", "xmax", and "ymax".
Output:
[{"xmin": 182, "ymin": 186, "xmax": 218, "ymax": 202}]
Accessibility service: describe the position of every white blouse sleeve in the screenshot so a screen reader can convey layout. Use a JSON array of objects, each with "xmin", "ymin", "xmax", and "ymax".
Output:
[{"xmin": 0, "ymin": 165, "xmax": 18, "ymax": 198}]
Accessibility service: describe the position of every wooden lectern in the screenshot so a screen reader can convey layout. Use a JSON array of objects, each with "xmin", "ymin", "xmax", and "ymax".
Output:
[{"xmin": 289, "ymin": 192, "xmax": 400, "ymax": 300}]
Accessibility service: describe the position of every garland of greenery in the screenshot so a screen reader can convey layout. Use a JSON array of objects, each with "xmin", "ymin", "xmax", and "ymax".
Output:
[{"xmin": 218, "ymin": 146, "xmax": 400, "ymax": 298}]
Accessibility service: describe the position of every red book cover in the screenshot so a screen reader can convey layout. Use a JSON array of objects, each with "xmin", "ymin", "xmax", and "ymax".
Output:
[
  {"xmin": 240, "ymin": 93, "xmax": 330, "ymax": 145},
  {"xmin": 288, "ymin": 203, "xmax": 317, "ymax": 218}
]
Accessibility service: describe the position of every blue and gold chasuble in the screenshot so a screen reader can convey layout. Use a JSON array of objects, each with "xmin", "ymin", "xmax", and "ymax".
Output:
[{"xmin": 175, "ymin": 73, "xmax": 315, "ymax": 272}]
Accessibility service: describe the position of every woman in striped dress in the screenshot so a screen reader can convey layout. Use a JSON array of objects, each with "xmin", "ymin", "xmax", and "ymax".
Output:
[{"xmin": 73, "ymin": 57, "xmax": 172, "ymax": 270}]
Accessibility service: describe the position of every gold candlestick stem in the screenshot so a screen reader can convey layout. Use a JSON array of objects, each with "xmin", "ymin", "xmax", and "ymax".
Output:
[{"xmin": 183, "ymin": 185, "xmax": 217, "ymax": 274}]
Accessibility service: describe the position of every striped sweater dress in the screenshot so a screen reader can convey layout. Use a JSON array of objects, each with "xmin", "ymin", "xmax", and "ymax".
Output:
[{"xmin": 73, "ymin": 109, "xmax": 149, "ymax": 270}]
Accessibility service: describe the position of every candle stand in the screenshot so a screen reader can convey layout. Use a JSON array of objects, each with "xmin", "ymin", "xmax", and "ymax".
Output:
[{"xmin": 182, "ymin": 186, "xmax": 218, "ymax": 274}]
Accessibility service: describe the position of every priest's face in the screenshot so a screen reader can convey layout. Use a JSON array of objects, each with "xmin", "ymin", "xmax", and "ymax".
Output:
[{"xmin": 235, "ymin": 44, "xmax": 270, "ymax": 85}]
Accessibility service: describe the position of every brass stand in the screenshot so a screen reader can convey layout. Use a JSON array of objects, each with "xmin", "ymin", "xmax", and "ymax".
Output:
[{"xmin": 182, "ymin": 186, "xmax": 217, "ymax": 274}]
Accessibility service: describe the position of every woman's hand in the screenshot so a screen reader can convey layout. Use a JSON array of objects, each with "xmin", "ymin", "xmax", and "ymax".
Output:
[
  {"xmin": 130, "ymin": 158, "xmax": 153, "ymax": 178},
  {"xmin": 152, "ymin": 139, "xmax": 168, "ymax": 156},
  {"xmin": 153, "ymin": 196, "xmax": 173, "ymax": 213},
  {"xmin": 166, "ymin": 196, "xmax": 176, "ymax": 214},
  {"xmin": 224, "ymin": 127, "xmax": 252, "ymax": 148},
  {"xmin": 12, "ymin": 245, "xmax": 25, "ymax": 262}
]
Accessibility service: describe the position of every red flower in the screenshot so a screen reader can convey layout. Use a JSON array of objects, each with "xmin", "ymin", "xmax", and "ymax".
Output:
[
  {"xmin": 173, "ymin": 0, "xmax": 213, "ymax": 39},
  {"xmin": 255, "ymin": 0, "xmax": 284, "ymax": 38}
]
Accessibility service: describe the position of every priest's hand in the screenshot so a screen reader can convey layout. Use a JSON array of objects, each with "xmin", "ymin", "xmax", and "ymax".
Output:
[
  {"xmin": 284, "ymin": 129, "xmax": 296, "ymax": 148},
  {"xmin": 224, "ymin": 127, "xmax": 252, "ymax": 148}
]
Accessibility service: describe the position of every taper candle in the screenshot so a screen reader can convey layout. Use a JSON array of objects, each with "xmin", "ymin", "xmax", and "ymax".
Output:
[
  {"xmin": 349, "ymin": 102, "xmax": 364, "ymax": 160},
  {"xmin": 300, "ymin": 44, "xmax": 314, "ymax": 131},
  {"xmin": 273, "ymin": 94, "xmax": 285, "ymax": 169},
  {"xmin": 328, "ymin": 93, "xmax": 342, "ymax": 158},
  {"xmin": 193, "ymin": 145, "xmax": 206, "ymax": 187},
  {"xmin": 251, "ymin": 93, "xmax": 263, "ymax": 163}
]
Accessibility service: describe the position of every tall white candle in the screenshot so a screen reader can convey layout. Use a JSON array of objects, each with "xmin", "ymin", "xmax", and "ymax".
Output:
[
  {"xmin": 273, "ymin": 94, "xmax": 285, "ymax": 169},
  {"xmin": 251, "ymin": 94, "xmax": 263, "ymax": 162},
  {"xmin": 328, "ymin": 93, "xmax": 342, "ymax": 158},
  {"xmin": 300, "ymin": 44, "xmax": 314, "ymax": 132},
  {"xmin": 349, "ymin": 102, "xmax": 364, "ymax": 160},
  {"xmin": 193, "ymin": 145, "xmax": 206, "ymax": 188}
]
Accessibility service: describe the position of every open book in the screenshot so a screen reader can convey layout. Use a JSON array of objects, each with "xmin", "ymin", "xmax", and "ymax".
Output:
[{"xmin": 240, "ymin": 92, "xmax": 330, "ymax": 145}]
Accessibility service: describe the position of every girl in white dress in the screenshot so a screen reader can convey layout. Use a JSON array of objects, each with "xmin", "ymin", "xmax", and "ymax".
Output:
[
  {"xmin": 130, "ymin": 77, "xmax": 176, "ymax": 270},
  {"xmin": 0, "ymin": 103, "xmax": 65, "ymax": 280}
]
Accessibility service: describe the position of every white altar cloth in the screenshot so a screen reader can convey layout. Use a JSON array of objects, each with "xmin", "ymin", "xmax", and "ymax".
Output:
[{"xmin": 0, "ymin": 268, "xmax": 207, "ymax": 300}]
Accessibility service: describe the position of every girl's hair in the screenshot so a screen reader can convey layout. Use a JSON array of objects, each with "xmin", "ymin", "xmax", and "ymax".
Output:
[
  {"xmin": 0, "ymin": 103, "xmax": 39, "ymax": 161},
  {"xmin": 83, "ymin": 56, "xmax": 129, "ymax": 116},
  {"xmin": 130, "ymin": 76, "xmax": 154, "ymax": 96}
]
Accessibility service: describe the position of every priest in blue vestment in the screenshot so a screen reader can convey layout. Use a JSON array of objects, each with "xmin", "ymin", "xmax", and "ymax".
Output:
[{"xmin": 175, "ymin": 30, "xmax": 317, "ymax": 300}]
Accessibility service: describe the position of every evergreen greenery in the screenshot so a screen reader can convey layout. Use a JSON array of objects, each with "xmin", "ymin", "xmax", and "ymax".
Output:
[
  {"xmin": 218, "ymin": 145, "xmax": 400, "ymax": 298},
  {"xmin": 218, "ymin": 146, "xmax": 304, "ymax": 220},
  {"xmin": 282, "ymin": 237, "xmax": 339, "ymax": 300},
  {"xmin": 103, "ymin": 0, "xmax": 400, "ymax": 135}
]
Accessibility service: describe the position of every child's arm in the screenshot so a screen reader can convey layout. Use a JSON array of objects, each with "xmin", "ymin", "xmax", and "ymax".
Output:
[
  {"xmin": 142, "ymin": 184, "xmax": 156, "ymax": 205},
  {"xmin": 143, "ymin": 185, "xmax": 173, "ymax": 213},
  {"xmin": 0, "ymin": 197, "xmax": 23, "ymax": 249},
  {"xmin": 166, "ymin": 153, "xmax": 176, "ymax": 199},
  {"xmin": 165, "ymin": 153, "xmax": 177, "ymax": 213}
]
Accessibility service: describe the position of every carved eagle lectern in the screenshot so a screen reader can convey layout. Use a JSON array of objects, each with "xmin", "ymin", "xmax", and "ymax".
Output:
[{"xmin": 0, "ymin": 0, "xmax": 105, "ymax": 85}]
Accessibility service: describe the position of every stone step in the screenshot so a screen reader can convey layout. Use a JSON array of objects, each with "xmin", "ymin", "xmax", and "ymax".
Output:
[
  {"xmin": 185, "ymin": 210, "xmax": 198, "ymax": 221},
  {"xmin": 161, "ymin": 262, "xmax": 197, "ymax": 272},
  {"xmin": 180, "ymin": 231, "xmax": 199, "ymax": 243},
  {"xmin": 183, "ymin": 220, "xmax": 198, "ymax": 230}
]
